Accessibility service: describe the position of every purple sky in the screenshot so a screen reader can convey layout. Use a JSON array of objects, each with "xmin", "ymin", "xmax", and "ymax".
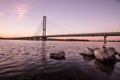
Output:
[{"xmin": 0, "ymin": 0, "xmax": 120, "ymax": 37}]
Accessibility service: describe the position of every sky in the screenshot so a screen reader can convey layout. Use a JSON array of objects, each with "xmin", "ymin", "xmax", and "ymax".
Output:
[{"xmin": 0, "ymin": 0, "xmax": 120, "ymax": 38}]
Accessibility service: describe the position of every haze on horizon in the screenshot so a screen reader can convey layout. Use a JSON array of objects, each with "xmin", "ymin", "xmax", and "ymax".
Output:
[{"xmin": 0, "ymin": 0, "xmax": 120, "ymax": 38}]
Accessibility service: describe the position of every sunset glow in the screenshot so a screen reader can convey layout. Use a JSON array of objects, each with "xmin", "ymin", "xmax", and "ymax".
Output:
[{"xmin": 0, "ymin": 0, "xmax": 120, "ymax": 38}]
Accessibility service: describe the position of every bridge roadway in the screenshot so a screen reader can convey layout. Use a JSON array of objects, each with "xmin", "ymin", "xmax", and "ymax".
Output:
[
  {"xmin": 11, "ymin": 32, "xmax": 120, "ymax": 39},
  {"xmin": 44, "ymin": 32, "xmax": 120, "ymax": 37},
  {"xmin": 4, "ymin": 32, "xmax": 120, "ymax": 43},
  {"xmin": 33, "ymin": 32, "xmax": 120, "ymax": 44}
]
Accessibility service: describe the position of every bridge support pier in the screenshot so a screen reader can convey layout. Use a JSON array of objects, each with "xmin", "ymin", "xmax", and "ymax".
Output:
[
  {"xmin": 104, "ymin": 35, "xmax": 107, "ymax": 44},
  {"xmin": 34, "ymin": 37, "xmax": 36, "ymax": 40},
  {"xmin": 42, "ymin": 37, "xmax": 47, "ymax": 41}
]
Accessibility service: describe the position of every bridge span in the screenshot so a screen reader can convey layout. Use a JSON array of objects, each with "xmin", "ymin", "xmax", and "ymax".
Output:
[
  {"xmin": 1, "ymin": 16, "xmax": 120, "ymax": 44},
  {"xmin": 46, "ymin": 32, "xmax": 120, "ymax": 37},
  {"xmin": 44, "ymin": 32, "xmax": 120, "ymax": 44},
  {"xmin": 5, "ymin": 32, "xmax": 120, "ymax": 44}
]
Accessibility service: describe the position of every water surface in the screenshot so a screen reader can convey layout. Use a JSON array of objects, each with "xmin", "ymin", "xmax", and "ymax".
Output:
[{"xmin": 0, "ymin": 40, "xmax": 120, "ymax": 80}]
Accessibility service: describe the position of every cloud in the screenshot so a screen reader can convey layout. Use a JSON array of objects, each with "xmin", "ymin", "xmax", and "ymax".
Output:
[
  {"xmin": 14, "ymin": 0, "xmax": 31, "ymax": 19},
  {"xmin": 14, "ymin": 0, "xmax": 35, "ymax": 19},
  {"xmin": 0, "ymin": 12, "xmax": 4, "ymax": 16},
  {"xmin": 16, "ymin": 4, "xmax": 27, "ymax": 19}
]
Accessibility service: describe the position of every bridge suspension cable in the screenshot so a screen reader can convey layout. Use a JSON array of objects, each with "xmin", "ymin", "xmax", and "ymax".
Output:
[{"xmin": 34, "ymin": 22, "xmax": 43, "ymax": 36}]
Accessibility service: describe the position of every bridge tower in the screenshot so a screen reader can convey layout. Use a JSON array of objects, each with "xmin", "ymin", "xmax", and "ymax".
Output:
[{"xmin": 42, "ymin": 16, "xmax": 47, "ymax": 40}]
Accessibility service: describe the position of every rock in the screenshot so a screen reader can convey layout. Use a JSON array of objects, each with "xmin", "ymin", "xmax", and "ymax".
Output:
[
  {"xmin": 94, "ymin": 46, "xmax": 117, "ymax": 62},
  {"xmin": 50, "ymin": 51, "xmax": 65, "ymax": 59},
  {"xmin": 80, "ymin": 47, "xmax": 94, "ymax": 56},
  {"xmin": 117, "ymin": 52, "xmax": 120, "ymax": 57}
]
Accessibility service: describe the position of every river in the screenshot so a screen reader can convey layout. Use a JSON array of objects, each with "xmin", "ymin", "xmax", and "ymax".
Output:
[{"xmin": 0, "ymin": 40, "xmax": 120, "ymax": 80}]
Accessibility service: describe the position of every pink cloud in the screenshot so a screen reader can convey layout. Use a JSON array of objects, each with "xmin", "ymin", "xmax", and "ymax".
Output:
[
  {"xmin": 14, "ymin": 0, "xmax": 35, "ymax": 19},
  {"xmin": 16, "ymin": 4, "xmax": 27, "ymax": 19},
  {"xmin": 14, "ymin": 0, "xmax": 31, "ymax": 19}
]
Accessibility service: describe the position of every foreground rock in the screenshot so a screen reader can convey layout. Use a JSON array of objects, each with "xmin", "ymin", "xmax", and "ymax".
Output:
[
  {"xmin": 50, "ymin": 51, "xmax": 65, "ymax": 60},
  {"xmin": 80, "ymin": 47, "xmax": 94, "ymax": 56},
  {"xmin": 94, "ymin": 46, "xmax": 118, "ymax": 62}
]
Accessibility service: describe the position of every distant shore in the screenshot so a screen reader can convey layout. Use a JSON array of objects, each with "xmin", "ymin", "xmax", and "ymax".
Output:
[{"xmin": 0, "ymin": 38, "xmax": 120, "ymax": 42}]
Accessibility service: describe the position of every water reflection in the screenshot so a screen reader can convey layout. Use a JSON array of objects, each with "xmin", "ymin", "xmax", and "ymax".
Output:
[
  {"xmin": 0, "ymin": 40, "xmax": 120, "ymax": 80},
  {"xmin": 82, "ymin": 55, "xmax": 95, "ymax": 61},
  {"xmin": 94, "ymin": 59, "xmax": 115, "ymax": 75},
  {"xmin": 41, "ymin": 41, "xmax": 47, "ymax": 69}
]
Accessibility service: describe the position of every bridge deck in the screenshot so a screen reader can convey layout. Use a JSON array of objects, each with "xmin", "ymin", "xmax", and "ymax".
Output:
[
  {"xmin": 4, "ymin": 32, "xmax": 120, "ymax": 39},
  {"xmin": 45, "ymin": 32, "xmax": 120, "ymax": 37}
]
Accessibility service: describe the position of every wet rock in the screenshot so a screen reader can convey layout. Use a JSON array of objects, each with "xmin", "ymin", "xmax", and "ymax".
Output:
[
  {"xmin": 94, "ymin": 46, "xmax": 117, "ymax": 62},
  {"xmin": 50, "ymin": 51, "xmax": 65, "ymax": 60},
  {"xmin": 80, "ymin": 47, "xmax": 94, "ymax": 56},
  {"xmin": 117, "ymin": 53, "xmax": 120, "ymax": 57}
]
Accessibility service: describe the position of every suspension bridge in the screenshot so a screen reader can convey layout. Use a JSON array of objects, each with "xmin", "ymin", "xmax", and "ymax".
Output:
[{"xmin": 2, "ymin": 16, "xmax": 120, "ymax": 44}]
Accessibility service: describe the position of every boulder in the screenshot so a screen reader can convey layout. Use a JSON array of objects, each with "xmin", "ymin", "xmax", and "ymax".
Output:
[
  {"xmin": 80, "ymin": 47, "xmax": 94, "ymax": 56},
  {"xmin": 50, "ymin": 51, "xmax": 65, "ymax": 59},
  {"xmin": 94, "ymin": 46, "xmax": 117, "ymax": 62}
]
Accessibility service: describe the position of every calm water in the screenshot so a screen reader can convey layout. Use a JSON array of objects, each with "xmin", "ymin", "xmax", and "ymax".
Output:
[{"xmin": 0, "ymin": 40, "xmax": 120, "ymax": 80}]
